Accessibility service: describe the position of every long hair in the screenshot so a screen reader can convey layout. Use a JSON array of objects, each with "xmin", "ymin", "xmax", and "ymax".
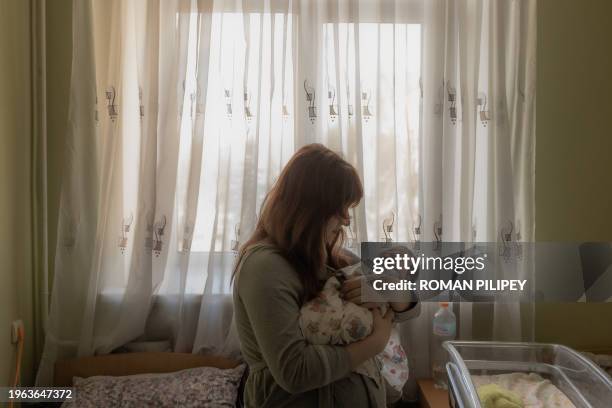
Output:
[{"xmin": 233, "ymin": 144, "xmax": 363, "ymax": 301}]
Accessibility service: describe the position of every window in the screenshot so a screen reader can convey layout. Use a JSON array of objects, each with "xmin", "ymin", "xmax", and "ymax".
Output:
[{"xmin": 176, "ymin": 10, "xmax": 422, "ymax": 253}]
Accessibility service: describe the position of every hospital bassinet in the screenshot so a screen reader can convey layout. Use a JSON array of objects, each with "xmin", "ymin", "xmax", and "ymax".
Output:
[{"xmin": 443, "ymin": 341, "xmax": 612, "ymax": 408}]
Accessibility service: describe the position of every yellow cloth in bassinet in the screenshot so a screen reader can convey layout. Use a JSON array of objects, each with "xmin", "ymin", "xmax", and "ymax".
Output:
[{"xmin": 477, "ymin": 383, "xmax": 524, "ymax": 408}]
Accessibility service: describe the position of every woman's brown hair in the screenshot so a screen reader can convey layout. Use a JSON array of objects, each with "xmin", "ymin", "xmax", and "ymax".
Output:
[{"xmin": 233, "ymin": 144, "xmax": 363, "ymax": 301}]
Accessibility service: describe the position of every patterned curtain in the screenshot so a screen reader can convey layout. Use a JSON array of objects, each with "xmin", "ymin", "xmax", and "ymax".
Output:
[{"xmin": 37, "ymin": 1, "xmax": 536, "ymax": 398}]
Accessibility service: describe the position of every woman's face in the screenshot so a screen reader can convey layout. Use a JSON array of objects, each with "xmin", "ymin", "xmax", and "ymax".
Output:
[{"xmin": 325, "ymin": 208, "xmax": 350, "ymax": 245}]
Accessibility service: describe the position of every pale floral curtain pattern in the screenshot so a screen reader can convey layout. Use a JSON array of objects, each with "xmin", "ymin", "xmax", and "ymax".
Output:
[{"xmin": 37, "ymin": 0, "xmax": 536, "ymax": 396}]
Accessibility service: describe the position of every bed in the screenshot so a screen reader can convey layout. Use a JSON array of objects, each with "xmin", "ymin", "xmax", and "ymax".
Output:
[{"xmin": 54, "ymin": 352, "xmax": 246, "ymax": 407}]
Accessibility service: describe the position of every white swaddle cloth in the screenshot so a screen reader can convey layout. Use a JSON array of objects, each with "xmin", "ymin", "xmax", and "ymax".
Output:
[{"xmin": 299, "ymin": 264, "xmax": 409, "ymax": 393}]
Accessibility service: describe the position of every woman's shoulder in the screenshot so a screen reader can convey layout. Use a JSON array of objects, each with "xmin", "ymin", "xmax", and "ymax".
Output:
[
  {"xmin": 236, "ymin": 242, "xmax": 302, "ymax": 292},
  {"xmin": 239, "ymin": 241, "xmax": 286, "ymax": 268}
]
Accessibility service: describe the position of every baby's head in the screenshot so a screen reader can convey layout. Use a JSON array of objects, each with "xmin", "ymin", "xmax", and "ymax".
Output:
[{"xmin": 378, "ymin": 245, "xmax": 419, "ymax": 277}]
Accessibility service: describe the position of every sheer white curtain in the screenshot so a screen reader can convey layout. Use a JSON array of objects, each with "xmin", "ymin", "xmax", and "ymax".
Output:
[
  {"xmin": 402, "ymin": 0, "xmax": 536, "ymax": 398},
  {"xmin": 37, "ymin": 0, "xmax": 536, "ymax": 394}
]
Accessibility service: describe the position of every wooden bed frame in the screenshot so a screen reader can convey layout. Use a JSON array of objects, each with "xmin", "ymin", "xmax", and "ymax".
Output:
[
  {"xmin": 54, "ymin": 352, "xmax": 241, "ymax": 386},
  {"xmin": 53, "ymin": 347, "xmax": 611, "ymax": 387}
]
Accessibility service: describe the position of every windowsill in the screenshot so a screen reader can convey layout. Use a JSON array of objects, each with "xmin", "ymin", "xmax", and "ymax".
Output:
[{"xmin": 417, "ymin": 379, "xmax": 450, "ymax": 408}]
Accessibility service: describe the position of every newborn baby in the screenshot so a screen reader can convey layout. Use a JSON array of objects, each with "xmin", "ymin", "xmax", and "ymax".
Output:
[{"xmin": 299, "ymin": 263, "xmax": 409, "ymax": 393}]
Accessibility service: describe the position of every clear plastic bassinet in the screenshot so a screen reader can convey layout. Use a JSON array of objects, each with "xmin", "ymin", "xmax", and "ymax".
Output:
[{"xmin": 443, "ymin": 341, "xmax": 612, "ymax": 408}]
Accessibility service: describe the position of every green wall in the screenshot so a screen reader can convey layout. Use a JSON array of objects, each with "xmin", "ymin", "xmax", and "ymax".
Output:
[
  {"xmin": 46, "ymin": 0, "xmax": 72, "ymax": 287},
  {"xmin": 0, "ymin": 0, "xmax": 72, "ymax": 386},
  {"xmin": 0, "ymin": 0, "xmax": 35, "ymax": 386},
  {"xmin": 535, "ymin": 0, "xmax": 612, "ymax": 349}
]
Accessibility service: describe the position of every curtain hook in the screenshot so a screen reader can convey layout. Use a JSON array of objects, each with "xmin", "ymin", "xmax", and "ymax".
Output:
[
  {"xmin": 119, "ymin": 212, "xmax": 134, "ymax": 254},
  {"xmin": 433, "ymin": 215, "xmax": 443, "ymax": 251},
  {"xmin": 413, "ymin": 215, "xmax": 422, "ymax": 250},
  {"xmin": 328, "ymin": 87, "xmax": 338, "ymax": 122},
  {"xmin": 304, "ymin": 80, "xmax": 316, "ymax": 123},
  {"xmin": 139, "ymin": 87, "xmax": 145, "ymax": 119},
  {"xmin": 499, "ymin": 220, "xmax": 516, "ymax": 261},
  {"xmin": 478, "ymin": 92, "xmax": 490, "ymax": 127},
  {"xmin": 153, "ymin": 215, "xmax": 167, "ymax": 257},
  {"xmin": 106, "ymin": 86, "xmax": 118, "ymax": 121},
  {"xmin": 182, "ymin": 224, "xmax": 193, "ymax": 252},
  {"xmin": 231, "ymin": 223, "xmax": 241, "ymax": 252},
  {"xmin": 362, "ymin": 89, "xmax": 372, "ymax": 122},
  {"xmin": 447, "ymin": 82, "xmax": 457, "ymax": 124},
  {"xmin": 244, "ymin": 89, "xmax": 253, "ymax": 122},
  {"xmin": 382, "ymin": 212, "xmax": 395, "ymax": 243},
  {"xmin": 224, "ymin": 89, "xmax": 232, "ymax": 119}
]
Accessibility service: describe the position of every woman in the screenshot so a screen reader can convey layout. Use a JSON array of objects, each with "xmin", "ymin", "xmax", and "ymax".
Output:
[{"xmin": 233, "ymin": 144, "xmax": 419, "ymax": 407}]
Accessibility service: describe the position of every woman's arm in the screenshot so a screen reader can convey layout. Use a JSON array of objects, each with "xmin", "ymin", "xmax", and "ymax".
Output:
[
  {"xmin": 345, "ymin": 308, "xmax": 394, "ymax": 368},
  {"xmin": 391, "ymin": 301, "xmax": 421, "ymax": 322},
  {"xmin": 389, "ymin": 301, "xmax": 416, "ymax": 313},
  {"xmin": 237, "ymin": 252, "xmax": 386, "ymax": 394}
]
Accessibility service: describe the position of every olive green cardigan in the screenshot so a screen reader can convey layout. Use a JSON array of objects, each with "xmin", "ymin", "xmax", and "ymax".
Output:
[{"xmin": 233, "ymin": 243, "xmax": 420, "ymax": 407}]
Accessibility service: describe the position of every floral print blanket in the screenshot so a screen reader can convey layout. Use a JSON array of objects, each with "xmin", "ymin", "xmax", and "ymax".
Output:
[{"xmin": 299, "ymin": 268, "xmax": 409, "ymax": 392}]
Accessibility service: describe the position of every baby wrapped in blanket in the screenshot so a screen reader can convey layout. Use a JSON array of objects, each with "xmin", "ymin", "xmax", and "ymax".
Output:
[{"xmin": 299, "ymin": 263, "xmax": 409, "ymax": 394}]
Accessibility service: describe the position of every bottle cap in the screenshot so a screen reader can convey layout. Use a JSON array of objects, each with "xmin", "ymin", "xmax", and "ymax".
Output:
[{"xmin": 439, "ymin": 302, "xmax": 449, "ymax": 307}]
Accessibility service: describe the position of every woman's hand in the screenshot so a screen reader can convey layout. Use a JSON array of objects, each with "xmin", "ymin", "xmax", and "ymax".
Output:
[{"xmin": 341, "ymin": 276, "xmax": 386, "ymax": 310}]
